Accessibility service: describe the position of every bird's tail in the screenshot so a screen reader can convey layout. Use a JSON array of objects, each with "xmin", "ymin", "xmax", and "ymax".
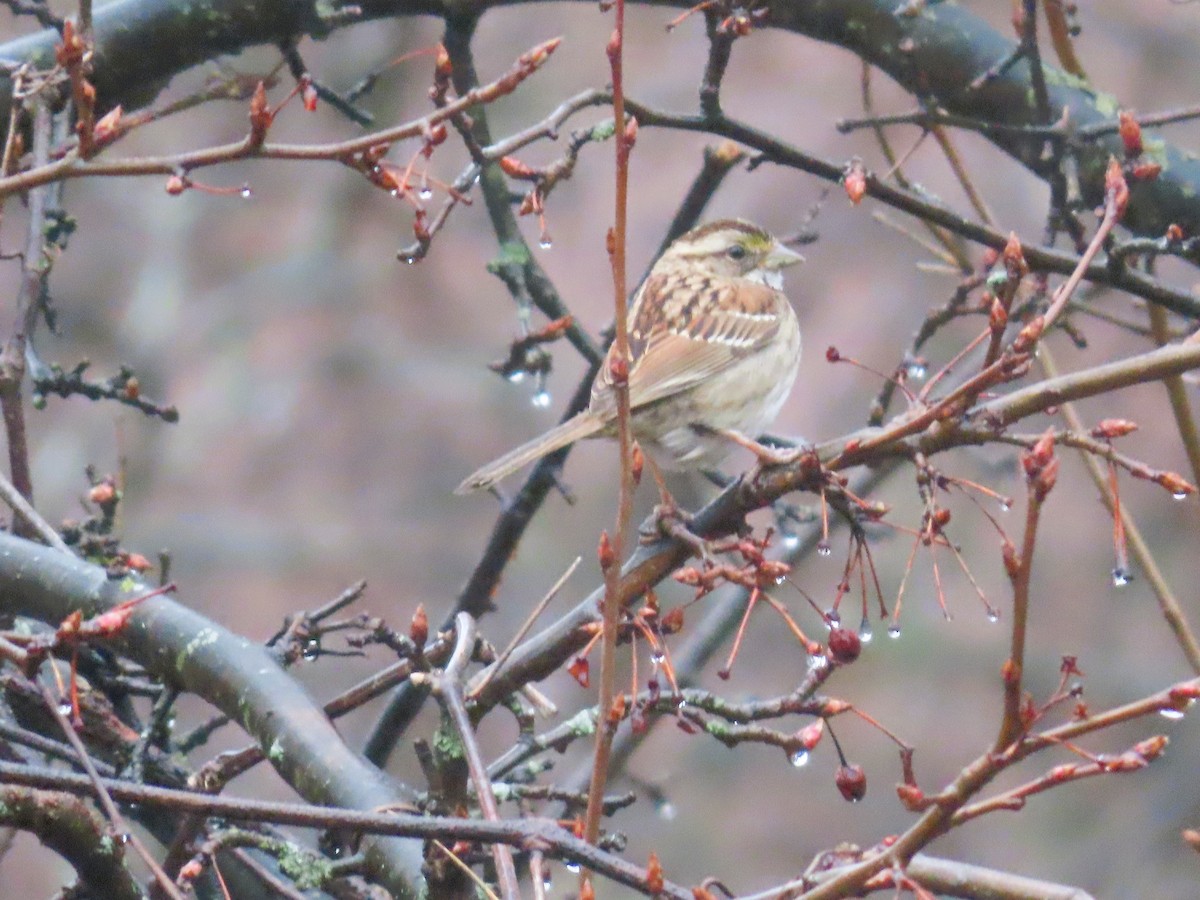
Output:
[{"xmin": 455, "ymin": 412, "xmax": 605, "ymax": 494}]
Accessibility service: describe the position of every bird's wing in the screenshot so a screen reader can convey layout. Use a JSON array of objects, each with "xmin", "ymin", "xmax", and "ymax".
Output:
[{"xmin": 592, "ymin": 272, "xmax": 784, "ymax": 413}]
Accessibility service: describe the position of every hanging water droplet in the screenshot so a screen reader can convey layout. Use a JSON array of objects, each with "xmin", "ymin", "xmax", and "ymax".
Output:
[
  {"xmin": 1174, "ymin": 491, "xmax": 1190, "ymax": 501},
  {"xmin": 656, "ymin": 799, "xmax": 677, "ymax": 820},
  {"xmin": 1111, "ymin": 567, "xmax": 1132, "ymax": 587},
  {"xmin": 789, "ymin": 748, "xmax": 810, "ymax": 768},
  {"xmin": 783, "ymin": 533, "xmax": 800, "ymax": 550},
  {"xmin": 532, "ymin": 390, "xmax": 551, "ymax": 408},
  {"xmin": 418, "ymin": 187, "xmax": 433, "ymax": 200},
  {"xmin": 542, "ymin": 875, "xmax": 553, "ymax": 891},
  {"xmin": 650, "ymin": 649, "xmax": 665, "ymax": 665},
  {"xmin": 116, "ymin": 832, "xmax": 131, "ymax": 845},
  {"xmin": 905, "ymin": 361, "xmax": 927, "ymax": 381},
  {"xmin": 987, "ymin": 609, "xmax": 1000, "ymax": 623},
  {"xmin": 58, "ymin": 702, "xmax": 73, "ymax": 718},
  {"xmin": 676, "ymin": 697, "xmax": 688, "ymax": 710},
  {"xmin": 403, "ymin": 256, "xmax": 417, "ymax": 265},
  {"xmin": 240, "ymin": 185, "xmax": 252, "ymax": 199},
  {"xmin": 507, "ymin": 370, "xmax": 526, "ymax": 384},
  {"xmin": 1159, "ymin": 707, "xmax": 1186, "ymax": 720},
  {"xmin": 858, "ymin": 619, "xmax": 874, "ymax": 643},
  {"xmin": 539, "ymin": 237, "xmax": 553, "ymax": 249},
  {"xmin": 817, "ymin": 541, "xmax": 832, "ymax": 557},
  {"xmin": 825, "ymin": 609, "xmax": 841, "ymax": 627},
  {"xmin": 564, "ymin": 861, "xmax": 580, "ymax": 873},
  {"xmin": 775, "ymin": 574, "xmax": 786, "ymax": 585},
  {"xmin": 887, "ymin": 625, "xmax": 902, "ymax": 639},
  {"xmin": 998, "ymin": 498, "xmax": 1012, "ymax": 512}
]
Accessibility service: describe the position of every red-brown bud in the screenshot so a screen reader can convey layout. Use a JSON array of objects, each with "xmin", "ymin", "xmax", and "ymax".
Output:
[
  {"xmin": 410, "ymin": 604, "xmax": 428, "ymax": 647},
  {"xmin": 567, "ymin": 655, "xmax": 590, "ymax": 687},
  {"xmin": 796, "ymin": 719, "xmax": 825, "ymax": 751},
  {"xmin": 645, "ymin": 852, "xmax": 664, "ymax": 894},
  {"xmin": 165, "ymin": 174, "xmax": 188, "ymax": 195},
  {"xmin": 498, "ymin": 156, "xmax": 537, "ymax": 179},
  {"xmin": 607, "ymin": 693, "xmax": 627, "ymax": 724},
  {"xmin": 661, "ymin": 605, "xmax": 684, "ymax": 634},
  {"xmin": 608, "ymin": 353, "xmax": 629, "ymax": 385},
  {"xmin": 1091, "ymin": 418, "xmax": 1138, "ymax": 439},
  {"xmin": 1013, "ymin": 315, "xmax": 1045, "ymax": 352},
  {"xmin": 825, "ymin": 346, "xmax": 841, "ymax": 363},
  {"xmin": 624, "ymin": 115, "xmax": 639, "ymax": 148},
  {"xmin": 598, "ymin": 530, "xmax": 616, "ymax": 571},
  {"xmin": 1118, "ymin": 110, "xmax": 1143, "ymax": 158},
  {"xmin": 843, "ymin": 159, "xmax": 867, "ymax": 205},
  {"xmin": 989, "ymin": 295, "xmax": 1008, "ymax": 331},
  {"xmin": 1130, "ymin": 161, "xmax": 1162, "ymax": 182},
  {"xmin": 1001, "ymin": 538, "xmax": 1020, "ymax": 580},
  {"xmin": 1030, "ymin": 427, "xmax": 1056, "ymax": 468},
  {"xmin": 1156, "ymin": 471, "xmax": 1195, "ymax": 498},
  {"xmin": 631, "ymin": 443, "xmax": 644, "ymax": 486},
  {"xmin": 1167, "ymin": 224, "xmax": 1185, "ymax": 242},
  {"xmin": 1003, "ymin": 231, "xmax": 1028, "ymax": 276},
  {"xmin": 89, "ymin": 482, "xmax": 117, "ymax": 505}
]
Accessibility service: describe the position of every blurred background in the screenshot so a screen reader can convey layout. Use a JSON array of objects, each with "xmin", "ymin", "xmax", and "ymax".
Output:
[{"xmin": 3, "ymin": 0, "xmax": 1200, "ymax": 895}]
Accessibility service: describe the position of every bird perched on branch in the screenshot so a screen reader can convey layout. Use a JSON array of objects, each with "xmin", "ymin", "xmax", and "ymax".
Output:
[{"xmin": 456, "ymin": 219, "xmax": 804, "ymax": 495}]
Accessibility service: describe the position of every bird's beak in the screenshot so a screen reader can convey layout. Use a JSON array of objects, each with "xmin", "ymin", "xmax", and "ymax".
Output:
[{"xmin": 765, "ymin": 240, "xmax": 805, "ymax": 269}]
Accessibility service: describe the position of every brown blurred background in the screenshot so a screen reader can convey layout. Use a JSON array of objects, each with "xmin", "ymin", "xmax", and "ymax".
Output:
[{"xmin": 4, "ymin": 1, "xmax": 1200, "ymax": 896}]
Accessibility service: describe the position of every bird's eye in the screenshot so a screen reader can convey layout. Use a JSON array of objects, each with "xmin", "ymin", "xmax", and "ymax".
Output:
[{"xmin": 726, "ymin": 244, "xmax": 747, "ymax": 260}]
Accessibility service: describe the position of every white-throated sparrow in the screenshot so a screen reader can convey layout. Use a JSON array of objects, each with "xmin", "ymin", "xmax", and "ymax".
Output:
[{"xmin": 456, "ymin": 219, "xmax": 803, "ymax": 494}]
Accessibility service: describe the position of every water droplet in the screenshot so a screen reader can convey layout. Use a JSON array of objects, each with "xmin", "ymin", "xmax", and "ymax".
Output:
[
  {"xmin": 887, "ymin": 625, "xmax": 902, "ymax": 639},
  {"xmin": 905, "ymin": 362, "xmax": 927, "ymax": 381},
  {"xmin": 774, "ymin": 575, "xmax": 786, "ymax": 585},
  {"xmin": 543, "ymin": 875, "xmax": 553, "ymax": 891},
  {"xmin": 418, "ymin": 187, "xmax": 433, "ymax": 200},
  {"xmin": 507, "ymin": 370, "xmax": 526, "ymax": 384},
  {"xmin": 240, "ymin": 185, "xmax": 252, "ymax": 199},
  {"xmin": 807, "ymin": 653, "xmax": 829, "ymax": 672},
  {"xmin": 817, "ymin": 541, "xmax": 832, "ymax": 557},
  {"xmin": 302, "ymin": 639, "xmax": 320, "ymax": 660},
  {"xmin": 656, "ymin": 800, "xmax": 677, "ymax": 821},
  {"xmin": 1174, "ymin": 491, "xmax": 1190, "ymax": 501},
  {"xmin": 116, "ymin": 832, "xmax": 131, "ymax": 845},
  {"xmin": 539, "ymin": 237, "xmax": 553, "ymax": 249},
  {"xmin": 531, "ymin": 390, "xmax": 551, "ymax": 408},
  {"xmin": 789, "ymin": 748, "xmax": 810, "ymax": 768},
  {"xmin": 998, "ymin": 498, "xmax": 1012, "ymax": 512},
  {"xmin": 1159, "ymin": 707, "xmax": 1186, "ymax": 720},
  {"xmin": 858, "ymin": 619, "xmax": 873, "ymax": 643},
  {"xmin": 1112, "ymin": 567, "xmax": 1132, "ymax": 587},
  {"xmin": 825, "ymin": 609, "xmax": 841, "ymax": 627},
  {"xmin": 783, "ymin": 533, "xmax": 800, "ymax": 550},
  {"xmin": 987, "ymin": 609, "xmax": 1000, "ymax": 623},
  {"xmin": 565, "ymin": 861, "xmax": 580, "ymax": 873},
  {"xmin": 57, "ymin": 702, "xmax": 73, "ymax": 718},
  {"xmin": 650, "ymin": 649, "xmax": 665, "ymax": 665},
  {"xmin": 389, "ymin": 189, "xmax": 399, "ymax": 198},
  {"xmin": 403, "ymin": 256, "xmax": 417, "ymax": 265},
  {"xmin": 676, "ymin": 697, "xmax": 688, "ymax": 710}
]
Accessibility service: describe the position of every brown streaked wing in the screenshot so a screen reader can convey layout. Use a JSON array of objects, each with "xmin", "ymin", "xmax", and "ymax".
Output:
[{"xmin": 592, "ymin": 272, "xmax": 783, "ymax": 411}]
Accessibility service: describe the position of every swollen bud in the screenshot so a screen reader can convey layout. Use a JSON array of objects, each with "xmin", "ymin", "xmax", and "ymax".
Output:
[
  {"xmin": 598, "ymin": 530, "xmax": 616, "ymax": 571},
  {"xmin": 410, "ymin": 604, "xmax": 428, "ymax": 648},
  {"xmin": 1118, "ymin": 110, "xmax": 1143, "ymax": 159}
]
